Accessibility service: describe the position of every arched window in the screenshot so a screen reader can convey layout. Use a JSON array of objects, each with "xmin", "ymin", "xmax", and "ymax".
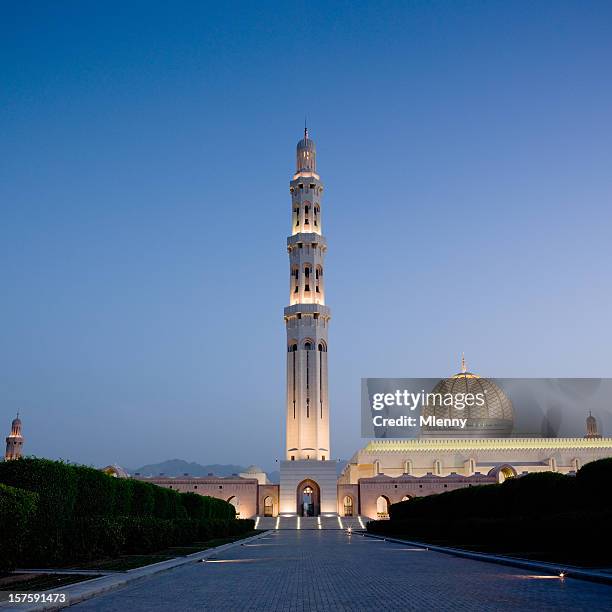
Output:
[
  {"xmin": 318, "ymin": 341, "xmax": 327, "ymax": 352},
  {"xmin": 263, "ymin": 496, "xmax": 273, "ymax": 517},
  {"xmin": 304, "ymin": 342, "xmax": 312, "ymax": 350},
  {"xmin": 292, "ymin": 267, "xmax": 299, "ymax": 294},
  {"xmin": 376, "ymin": 496, "xmax": 390, "ymax": 519},
  {"xmin": 343, "ymin": 496, "xmax": 354, "ymax": 516},
  {"xmin": 315, "ymin": 265, "xmax": 323, "ymax": 294}
]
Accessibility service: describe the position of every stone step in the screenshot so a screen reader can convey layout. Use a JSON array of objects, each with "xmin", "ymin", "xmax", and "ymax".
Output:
[{"xmin": 254, "ymin": 515, "xmax": 367, "ymax": 530}]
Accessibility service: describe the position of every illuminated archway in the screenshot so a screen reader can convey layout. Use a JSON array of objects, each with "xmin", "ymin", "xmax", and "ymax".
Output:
[
  {"xmin": 263, "ymin": 496, "xmax": 273, "ymax": 517},
  {"xmin": 343, "ymin": 496, "xmax": 354, "ymax": 516},
  {"xmin": 488, "ymin": 464, "xmax": 518, "ymax": 483},
  {"xmin": 296, "ymin": 479, "xmax": 320, "ymax": 516},
  {"xmin": 376, "ymin": 495, "xmax": 390, "ymax": 518}
]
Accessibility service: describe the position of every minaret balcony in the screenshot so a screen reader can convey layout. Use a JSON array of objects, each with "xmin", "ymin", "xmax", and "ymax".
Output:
[
  {"xmin": 287, "ymin": 233, "xmax": 327, "ymax": 249},
  {"xmin": 284, "ymin": 303, "xmax": 331, "ymax": 319}
]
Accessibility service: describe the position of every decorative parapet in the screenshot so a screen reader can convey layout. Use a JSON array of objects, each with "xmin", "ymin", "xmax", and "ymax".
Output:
[{"xmin": 361, "ymin": 437, "xmax": 612, "ymax": 453}]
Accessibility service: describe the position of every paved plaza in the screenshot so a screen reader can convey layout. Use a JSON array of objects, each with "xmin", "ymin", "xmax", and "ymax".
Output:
[{"xmin": 71, "ymin": 530, "xmax": 612, "ymax": 611}]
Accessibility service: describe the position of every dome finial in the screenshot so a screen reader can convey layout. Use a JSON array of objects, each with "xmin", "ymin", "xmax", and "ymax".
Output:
[
  {"xmin": 304, "ymin": 116, "xmax": 308, "ymax": 141},
  {"xmin": 461, "ymin": 352, "xmax": 467, "ymax": 373}
]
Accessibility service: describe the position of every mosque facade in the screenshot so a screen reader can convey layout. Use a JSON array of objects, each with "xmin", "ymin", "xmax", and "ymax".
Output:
[
  {"xmin": 8, "ymin": 131, "xmax": 612, "ymax": 522},
  {"xmin": 124, "ymin": 131, "xmax": 612, "ymax": 520}
]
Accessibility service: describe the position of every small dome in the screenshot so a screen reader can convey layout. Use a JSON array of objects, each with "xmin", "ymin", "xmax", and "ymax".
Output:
[
  {"xmin": 296, "ymin": 127, "xmax": 317, "ymax": 173},
  {"xmin": 243, "ymin": 464, "xmax": 264, "ymax": 474},
  {"xmin": 420, "ymin": 368, "xmax": 514, "ymax": 438},
  {"xmin": 297, "ymin": 135, "xmax": 316, "ymax": 152},
  {"xmin": 9, "ymin": 414, "xmax": 22, "ymax": 437},
  {"xmin": 101, "ymin": 464, "xmax": 130, "ymax": 478}
]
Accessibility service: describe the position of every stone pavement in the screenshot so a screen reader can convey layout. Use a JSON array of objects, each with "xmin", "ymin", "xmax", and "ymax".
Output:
[{"xmin": 71, "ymin": 530, "xmax": 612, "ymax": 611}]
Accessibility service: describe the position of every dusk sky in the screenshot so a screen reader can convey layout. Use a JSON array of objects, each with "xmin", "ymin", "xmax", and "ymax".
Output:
[{"xmin": 2, "ymin": 2, "xmax": 611, "ymax": 471}]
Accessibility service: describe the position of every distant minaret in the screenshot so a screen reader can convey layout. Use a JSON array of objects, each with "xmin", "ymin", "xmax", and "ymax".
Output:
[
  {"xmin": 585, "ymin": 412, "xmax": 602, "ymax": 439},
  {"xmin": 285, "ymin": 127, "xmax": 331, "ymax": 461},
  {"xmin": 5, "ymin": 413, "xmax": 24, "ymax": 460}
]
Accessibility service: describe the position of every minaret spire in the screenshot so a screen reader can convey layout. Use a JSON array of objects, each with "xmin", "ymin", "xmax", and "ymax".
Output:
[
  {"xmin": 285, "ymin": 129, "xmax": 329, "ymax": 461},
  {"xmin": 5, "ymin": 412, "xmax": 24, "ymax": 460},
  {"xmin": 280, "ymin": 129, "xmax": 337, "ymax": 517}
]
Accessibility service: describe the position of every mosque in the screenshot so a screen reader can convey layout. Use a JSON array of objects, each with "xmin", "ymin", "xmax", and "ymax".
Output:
[{"xmin": 6, "ymin": 130, "xmax": 612, "ymax": 522}]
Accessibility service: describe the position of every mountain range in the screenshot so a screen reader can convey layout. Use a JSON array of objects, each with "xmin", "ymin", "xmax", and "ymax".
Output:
[
  {"xmin": 129, "ymin": 458, "xmax": 280, "ymax": 482},
  {"xmin": 127, "ymin": 458, "xmax": 347, "ymax": 483}
]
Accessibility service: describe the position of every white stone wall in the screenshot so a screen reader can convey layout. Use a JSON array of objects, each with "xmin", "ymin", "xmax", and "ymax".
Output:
[{"xmin": 279, "ymin": 460, "xmax": 338, "ymax": 515}]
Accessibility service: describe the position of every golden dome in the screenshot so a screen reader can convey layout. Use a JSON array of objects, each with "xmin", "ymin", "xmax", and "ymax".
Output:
[{"xmin": 420, "ymin": 358, "xmax": 514, "ymax": 438}]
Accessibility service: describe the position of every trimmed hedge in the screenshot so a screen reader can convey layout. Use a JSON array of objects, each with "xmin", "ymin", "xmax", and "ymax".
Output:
[
  {"xmin": 0, "ymin": 483, "xmax": 38, "ymax": 571},
  {"xmin": 182, "ymin": 492, "xmax": 236, "ymax": 520},
  {"xmin": 368, "ymin": 458, "xmax": 612, "ymax": 563},
  {"xmin": 388, "ymin": 471, "xmax": 573, "ymax": 522},
  {"xmin": 0, "ymin": 458, "xmax": 251, "ymax": 567},
  {"xmin": 0, "ymin": 458, "xmax": 78, "ymax": 563}
]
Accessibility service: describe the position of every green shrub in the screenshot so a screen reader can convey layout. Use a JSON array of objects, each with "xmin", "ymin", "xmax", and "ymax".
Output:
[
  {"xmin": 181, "ymin": 492, "xmax": 235, "ymax": 520},
  {"xmin": 197, "ymin": 518, "xmax": 254, "ymax": 541},
  {"xmin": 64, "ymin": 516, "xmax": 125, "ymax": 561},
  {"xmin": 0, "ymin": 458, "xmax": 78, "ymax": 564},
  {"xmin": 152, "ymin": 485, "xmax": 187, "ymax": 520},
  {"xmin": 371, "ymin": 459, "xmax": 612, "ymax": 565},
  {"xmin": 119, "ymin": 517, "xmax": 174, "ymax": 553},
  {"xmin": 0, "ymin": 458, "xmax": 253, "ymax": 566},
  {"xmin": 113, "ymin": 477, "xmax": 133, "ymax": 516},
  {"xmin": 129, "ymin": 479, "xmax": 155, "ymax": 516},
  {"xmin": 576, "ymin": 458, "xmax": 612, "ymax": 509},
  {"xmin": 0, "ymin": 483, "xmax": 38, "ymax": 571},
  {"xmin": 73, "ymin": 465, "xmax": 116, "ymax": 517}
]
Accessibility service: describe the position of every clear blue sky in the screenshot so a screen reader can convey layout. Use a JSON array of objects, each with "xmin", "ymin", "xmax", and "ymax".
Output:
[{"xmin": 2, "ymin": 1, "xmax": 611, "ymax": 470}]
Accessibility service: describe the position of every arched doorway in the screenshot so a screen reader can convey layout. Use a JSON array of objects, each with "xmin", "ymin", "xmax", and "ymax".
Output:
[
  {"xmin": 376, "ymin": 495, "xmax": 390, "ymax": 519},
  {"xmin": 489, "ymin": 464, "xmax": 517, "ymax": 483},
  {"xmin": 343, "ymin": 495, "xmax": 354, "ymax": 516},
  {"xmin": 263, "ymin": 496, "xmax": 273, "ymax": 517},
  {"xmin": 296, "ymin": 479, "xmax": 320, "ymax": 516},
  {"xmin": 227, "ymin": 496, "xmax": 240, "ymax": 517},
  {"xmin": 499, "ymin": 465, "xmax": 516, "ymax": 483}
]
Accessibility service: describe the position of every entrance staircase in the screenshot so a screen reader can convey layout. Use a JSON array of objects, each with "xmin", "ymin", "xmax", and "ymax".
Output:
[{"xmin": 254, "ymin": 515, "xmax": 367, "ymax": 530}]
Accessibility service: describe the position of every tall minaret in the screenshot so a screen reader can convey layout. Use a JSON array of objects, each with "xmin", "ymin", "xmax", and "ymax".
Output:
[
  {"xmin": 284, "ymin": 128, "xmax": 331, "ymax": 461},
  {"xmin": 5, "ymin": 412, "xmax": 24, "ymax": 460}
]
